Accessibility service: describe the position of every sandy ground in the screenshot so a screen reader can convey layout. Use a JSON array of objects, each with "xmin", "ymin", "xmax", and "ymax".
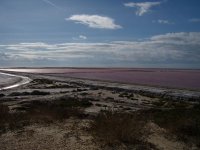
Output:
[
  {"xmin": 0, "ymin": 119, "xmax": 99, "ymax": 150},
  {"xmin": 0, "ymin": 119, "xmax": 195, "ymax": 150},
  {"xmin": 0, "ymin": 72, "xmax": 199, "ymax": 150}
]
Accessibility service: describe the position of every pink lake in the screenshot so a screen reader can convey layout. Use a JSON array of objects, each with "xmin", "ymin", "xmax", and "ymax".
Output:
[{"xmin": 2, "ymin": 68, "xmax": 200, "ymax": 90}]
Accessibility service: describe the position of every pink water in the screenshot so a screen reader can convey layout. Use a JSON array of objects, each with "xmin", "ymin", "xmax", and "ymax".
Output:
[{"xmin": 2, "ymin": 68, "xmax": 200, "ymax": 90}]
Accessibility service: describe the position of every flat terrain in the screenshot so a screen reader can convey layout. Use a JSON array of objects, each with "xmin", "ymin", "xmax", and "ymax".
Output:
[{"xmin": 0, "ymin": 70, "xmax": 200, "ymax": 150}]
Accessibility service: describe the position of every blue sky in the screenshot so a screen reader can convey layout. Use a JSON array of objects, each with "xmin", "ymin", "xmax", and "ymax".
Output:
[{"xmin": 0, "ymin": 0, "xmax": 200, "ymax": 68}]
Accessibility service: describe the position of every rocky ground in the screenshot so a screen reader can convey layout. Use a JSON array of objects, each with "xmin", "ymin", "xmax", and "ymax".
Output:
[{"xmin": 0, "ymin": 72, "xmax": 200, "ymax": 150}]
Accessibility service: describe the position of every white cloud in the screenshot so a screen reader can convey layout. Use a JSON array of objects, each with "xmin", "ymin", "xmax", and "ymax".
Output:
[
  {"xmin": 79, "ymin": 35, "xmax": 87, "ymax": 40},
  {"xmin": 150, "ymin": 32, "xmax": 200, "ymax": 45},
  {"xmin": 189, "ymin": 18, "xmax": 200, "ymax": 23},
  {"xmin": 72, "ymin": 35, "xmax": 88, "ymax": 40},
  {"xmin": 155, "ymin": 19, "xmax": 174, "ymax": 24},
  {"xmin": 124, "ymin": 1, "xmax": 162, "ymax": 16},
  {"xmin": 66, "ymin": 14, "xmax": 122, "ymax": 29},
  {"xmin": 0, "ymin": 32, "xmax": 200, "ymax": 67}
]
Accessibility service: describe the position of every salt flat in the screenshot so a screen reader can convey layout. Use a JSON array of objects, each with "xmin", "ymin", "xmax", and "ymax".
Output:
[
  {"xmin": 0, "ymin": 73, "xmax": 20, "ymax": 88},
  {"xmin": 0, "ymin": 72, "xmax": 31, "ymax": 90}
]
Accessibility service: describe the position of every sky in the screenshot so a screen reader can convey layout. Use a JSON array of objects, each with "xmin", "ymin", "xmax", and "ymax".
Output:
[{"xmin": 0, "ymin": 0, "xmax": 200, "ymax": 68}]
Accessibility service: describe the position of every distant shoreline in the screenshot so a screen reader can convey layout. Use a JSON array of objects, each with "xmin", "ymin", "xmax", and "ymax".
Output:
[{"xmin": 1, "ymin": 67, "xmax": 200, "ymax": 71}]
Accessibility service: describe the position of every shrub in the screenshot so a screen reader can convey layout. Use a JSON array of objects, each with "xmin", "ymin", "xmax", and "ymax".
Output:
[
  {"xmin": 0, "ymin": 104, "xmax": 9, "ymax": 121},
  {"xmin": 95, "ymin": 103, "xmax": 103, "ymax": 107},
  {"xmin": 9, "ymin": 92, "xmax": 23, "ymax": 96},
  {"xmin": 0, "ymin": 104, "xmax": 30, "ymax": 133},
  {"xmin": 0, "ymin": 96, "xmax": 92, "ymax": 133},
  {"xmin": 57, "ymin": 97, "xmax": 93, "ymax": 108},
  {"xmin": 31, "ymin": 90, "xmax": 50, "ymax": 95},
  {"xmin": 31, "ymin": 78, "xmax": 53, "ymax": 84},
  {"xmin": 90, "ymin": 110, "xmax": 147, "ymax": 145},
  {"xmin": 0, "ymin": 93, "xmax": 5, "ymax": 97},
  {"xmin": 80, "ymin": 92, "xmax": 89, "ymax": 96},
  {"xmin": 106, "ymin": 97, "xmax": 114, "ymax": 100},
  {"xmin": 143, "ymin": 105, "xmax": 200, "ymax": 147},
  {"xmin": 9, "ymin": 90, "xmax": 50, "ymax": 96}
]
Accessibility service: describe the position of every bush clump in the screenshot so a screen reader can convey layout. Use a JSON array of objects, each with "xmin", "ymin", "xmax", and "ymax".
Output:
[
  {"xmin": 31, "ymin": 78, "xmax": 53, "ymax": 84},
  {"xmin": 0, "ymin": 104, "xmax": 29, "ymax": 133},
  {"xmin": 0, "ymin": 93, "xmax": 5, "ymax": 97},
  {"xmin": 26, "ymin": 100, "xmax": 84, "ymax": 123},
  {"xmin": 0, "ymin": 97, "xmax": 91, "ymax": 133},
  {"xmin": 90, "ymin": 110, "xmax": 147, "ymax": 146},
  {"xmin": 57, "ymin": 97, "xmax": 93, "ymax": 108},
  {"xmin": 143, "ymin": 104, "xmax": 200, "ymax": 147},
  {"xmin": 31, "ymin": 90, "xmax": 50, "ymax": 95},
  {"xmin": 9, "ymin": 90, "xmax": 50, "ymax": 96}
]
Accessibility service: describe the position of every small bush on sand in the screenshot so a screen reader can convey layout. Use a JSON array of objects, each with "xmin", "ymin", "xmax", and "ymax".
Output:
[
  {"xmin": 0, "ymin": 104, "xmax": 29, "ymax": 133},
  {"xmin": 9, "ymin": 90, "xmax": 50, "ymax": 96},
  {"xmin": 0, "ymin": 93, "xmax": 5, "ymax": 97},
  {"xmin": 0, "ymin": 104, "xmax": 9, "ymax": 122},
  {"xmin": 9, "ymin": 92, "xmax": 30, "ymax": 96},
  {"xmin": 90, "ymin": 110, "xmax": 148, "ymax": 146},
  {"xmin": 0, "ymin": 96, "xmax": 92, "ymax": 133},
  {"xmin": 31, "ymin": 90, "xmax": 50, "ymax": 95},
  {"xmin": 27, "ymin": 101, "xmax": 84, "ymax": 123},
  {"xmin": 31, "ymin": 78, "xmax": 53, "ymax": 84},
  {"xmin": 20, "ymin": 98, "xmax": 89, "ymax": 123},
  {"xmin": 143, "ymin": 104, "xmax": 200, "ymax": 147},
  {"xmin": 57, "ymin": 97, "xmax": 93, "ymax": 108}
]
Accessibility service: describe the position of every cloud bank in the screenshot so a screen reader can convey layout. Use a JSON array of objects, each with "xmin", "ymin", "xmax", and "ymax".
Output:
[
  {"xmin": 124, "ymin": 1, "xmax": 162, "ymax": 16},
  {"xmin": 66, "ymin": 14, "xmax": 122, "ymax": 29},
  {"xmin": 0, "ymin": 32, "xmax": 200, "ymax": 68}
]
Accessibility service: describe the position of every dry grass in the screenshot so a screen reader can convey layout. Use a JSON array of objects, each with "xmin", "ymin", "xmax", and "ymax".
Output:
[
  {"xmin": 142, "ymin": 103, "xmax": 200, "ymax": 147},
  {"xmin": 26, "ymin": 101, "xmax": 84, "ymax": 123},
  {"xmin": 90, "ymin": 103, "xmax": 200, "ymax": 148},
  {"xmin": 0, "ymin": 96, "xmax": 93, "ymax": 134},
  {"xmin": 0, "ymin": 104, "xmax": 29, "ymax": 133},
  {"xmin": 90, "ymin": 110, "xmax": 149, "ymax": 146},
  {"xmin": 0, "ymin": 104, "xmax": 9, "ymax": 125}
]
